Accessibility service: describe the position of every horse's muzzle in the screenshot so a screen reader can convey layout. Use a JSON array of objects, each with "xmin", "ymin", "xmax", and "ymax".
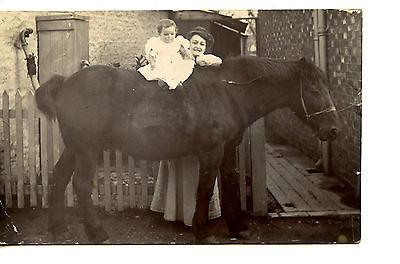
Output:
[
  {"xmin": 318, "ymin": 125, "xmax": 340, "ymax": 141},
  {"xmin": 329, "ymin": 126, "xmax": 339, "ymax": 140}
]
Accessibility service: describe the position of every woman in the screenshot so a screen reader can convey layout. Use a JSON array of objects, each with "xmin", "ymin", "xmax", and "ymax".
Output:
[{"xmin": 150, "ymin": 26, "xmax": 222, "ymax": 226}]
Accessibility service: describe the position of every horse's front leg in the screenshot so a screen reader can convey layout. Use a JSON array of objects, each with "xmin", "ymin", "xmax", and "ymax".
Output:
[
  {"xmin": 193, "ymin": 148, "xmax": 223, "ymax": 242},
  {"xmin": 48, "ymin": 147, "xmax": 75, "ymax": 240},
  {"xmin": 220, "ymin": 146, "xmax": 249, "ymax": 238},
  {"xmin": 73, "ymin": 150, "xmax": 109, "ymax": 243}
]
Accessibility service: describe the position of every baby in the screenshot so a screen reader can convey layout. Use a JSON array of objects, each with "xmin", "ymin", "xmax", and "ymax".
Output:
[{"xmin": 138, "ymin": 19, "xmax": 194, "ymax": 89}]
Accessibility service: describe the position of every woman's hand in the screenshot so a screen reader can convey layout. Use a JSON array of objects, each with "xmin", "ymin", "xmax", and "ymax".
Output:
[
  {"xmin": 179, "ymin": 45, "xmax": 193, "ymax": 60},
  {"xmin": 195, "ymin": 56, "xmax": 208, "ymax": 66}
]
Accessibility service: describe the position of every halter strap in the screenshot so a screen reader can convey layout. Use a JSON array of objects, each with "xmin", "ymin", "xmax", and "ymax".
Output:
[{"xmin": 300, "ymin": 78, "xmax": 337, "ymax": 120}]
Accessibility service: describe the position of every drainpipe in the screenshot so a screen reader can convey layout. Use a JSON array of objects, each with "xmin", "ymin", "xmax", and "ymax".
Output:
[
  {"xmin": 312, "ymin": 11, "xmax": 320, "ymax": 68},
  {"xmin": 313, "ymin": 9, "xmax": 331, "ymax": 175},
  {"xmin": 317, "ymin": 10, "xmax": 328, "ymax": 74}
]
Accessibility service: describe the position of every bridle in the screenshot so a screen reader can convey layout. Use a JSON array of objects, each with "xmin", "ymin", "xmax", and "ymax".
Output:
[
  {"xmin": 221, "ymin": 76, "xmax": 338, "ymax": 120},
  {"xmin": 299, "ymin": 78, "xmax": 337, "ymax": 120}
]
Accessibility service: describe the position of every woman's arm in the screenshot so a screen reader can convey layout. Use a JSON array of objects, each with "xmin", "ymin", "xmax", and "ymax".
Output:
[{"xmin": 196, "ymin": 54, "xmax": 222, "ymax": 67}]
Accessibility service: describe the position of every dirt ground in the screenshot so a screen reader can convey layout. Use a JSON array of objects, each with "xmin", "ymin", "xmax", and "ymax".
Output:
[{"xmin": 1, "ymin": 206, "xmax": 360, "ymax": 245}]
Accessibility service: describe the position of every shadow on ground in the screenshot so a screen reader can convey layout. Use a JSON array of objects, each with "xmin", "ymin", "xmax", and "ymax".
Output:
[{"xmin": 1, "ymin": 207, "xmax": 360, "ymax": 245}]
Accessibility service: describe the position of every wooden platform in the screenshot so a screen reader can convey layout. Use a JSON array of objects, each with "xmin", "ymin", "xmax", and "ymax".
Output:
[{"xmin": 265, "ymin": 142, "xmax": 360, "ymax": 218}]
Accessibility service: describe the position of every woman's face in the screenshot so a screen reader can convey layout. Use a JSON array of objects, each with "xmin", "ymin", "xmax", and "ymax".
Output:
[
  {"xmin": 159, "ymin": 26, "xmax": 176, "ymax": 44},
  {"xmin": 189, "ymin": 34, "xmax": 207, "ymax": 57}
]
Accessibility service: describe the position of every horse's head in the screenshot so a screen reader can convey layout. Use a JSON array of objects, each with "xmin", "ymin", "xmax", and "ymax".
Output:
[
  {"xmin": 215, "ymin": 56, "xmax": 340, "ymax": 141},
  {"xmin": 291, "ymin": 58, "xmax": 340, "ymax": 141}
]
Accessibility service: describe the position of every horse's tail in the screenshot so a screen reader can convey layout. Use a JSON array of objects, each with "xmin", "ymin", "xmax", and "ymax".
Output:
[{"xmin": 35, "ymin": 75, "xmax": 65, "ymax": 120}]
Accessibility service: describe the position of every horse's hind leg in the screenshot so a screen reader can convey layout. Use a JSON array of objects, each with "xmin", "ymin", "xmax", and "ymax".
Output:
[
  {"xmin": 49, "ymin": 147, "xmax": 75, "ymax": 239},
  {"xmin": 219, "ymin": 146, "xmax": 248, "ymax": 238},
  {"xmin": 73, "ymin": 150, "xmax": 109, "ymax": 243}
]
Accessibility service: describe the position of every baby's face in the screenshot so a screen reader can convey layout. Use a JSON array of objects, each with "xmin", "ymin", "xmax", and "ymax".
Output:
[
  {"xmin": 159, "ymin": 26, "xmax": 176, "ymax": 43},
  {"xmin": 189, "ymin": 34, "xmax": 207, "ymax": 57}
]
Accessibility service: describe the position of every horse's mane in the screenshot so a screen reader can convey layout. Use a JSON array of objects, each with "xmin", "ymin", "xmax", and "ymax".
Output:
[{"xmin": 220, "ymin": 56, "xmax": 324, "ymax": 83}]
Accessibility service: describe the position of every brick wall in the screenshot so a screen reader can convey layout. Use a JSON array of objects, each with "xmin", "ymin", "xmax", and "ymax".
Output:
[
  {"xmin": 326, "ymin": 10, "xmax": 362, "ymax": 187},
  {"xmin": 257, "ymin": 10, "xmax": 315, "ymax": 61},
  {"xmin": 257, "ymin": 10, "xmax": 362, "ymax": 187},
  {"xmin": 258, "ymin": 10, "xmax": 320, "ymax": 161}
]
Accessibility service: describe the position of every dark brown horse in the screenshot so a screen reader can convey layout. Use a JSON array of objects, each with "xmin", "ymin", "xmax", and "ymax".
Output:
[{"xmin": 35, "ymin": 56, "xmax": 340, "ymax": 243}]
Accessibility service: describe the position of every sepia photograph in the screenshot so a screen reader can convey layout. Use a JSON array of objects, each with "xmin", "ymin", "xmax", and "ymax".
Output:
[{"xmin": 0, "ymin": 1, "xmax": 367, "ymax": 258}]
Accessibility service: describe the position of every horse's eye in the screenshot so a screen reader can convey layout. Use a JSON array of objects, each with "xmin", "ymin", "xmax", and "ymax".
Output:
[{"xmin": 310, "ymin": 89, "xmax": 320, "ymax": 95}]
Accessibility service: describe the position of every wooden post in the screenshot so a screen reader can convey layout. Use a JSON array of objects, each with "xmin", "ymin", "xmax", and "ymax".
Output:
[
  {"xmin": 15, "ymin": 90, "xmax": 24, "ymax": 208},
  {"xmin": 27, "ymin": 92, "xmax": 37, "ymax": 207},
  {"xmin": 39, "ymin": 114, "xmax": 49, "ymax": 208},
  {"xmin": 247, "ymin": 16, "xmax": 268, "ymax": 216},
  {"xmin": 140, "ymin": 161, "xmax": 148, "ymax": 209},
  {"xmin": 92, "ymin": 167, "xmax": 99, "ymax": 206},
  {"xmin": 128, "ymin": 156, "xmax": 136, "ymax": 208},
  {"xmin": 103, "ymin": 150, "xmax": 111, "ymax": 211},
  {"xmin": 2, "ymin": 92, "xmax": 12, "ymax": 208},
  {"xmin": 250, "ymin": 119, "xmax": 267, "ymax": 216},
  {"xmin": 116, "ymin": 150, "xmax": 124, "ymax": 211}
]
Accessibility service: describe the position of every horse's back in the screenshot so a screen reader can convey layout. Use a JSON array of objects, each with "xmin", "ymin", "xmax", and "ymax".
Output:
[
  {"xmin": 53, "ymin": 66, "xmax": 147, "ymax": 145},
  {"xmin": 47, "ymin": 64, "xmax": 242, "ymax": 158}
]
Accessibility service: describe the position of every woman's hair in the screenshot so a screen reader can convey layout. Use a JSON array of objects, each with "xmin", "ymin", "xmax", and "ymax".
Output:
[
  {"xmin": 186, "ymin": 26, "xmax": 215, "ymax": 51},
  {"xmin": 156, "ymin": 19, "xmax": 177, "ymax": 34}
]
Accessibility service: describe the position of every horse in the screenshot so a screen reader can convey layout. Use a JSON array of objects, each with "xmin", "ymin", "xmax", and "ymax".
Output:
[{"xmin": 35, "ymin": 56, "xmax": 340, "ymax": 243}]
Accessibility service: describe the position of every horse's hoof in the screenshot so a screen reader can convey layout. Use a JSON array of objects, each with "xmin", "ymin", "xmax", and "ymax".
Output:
[
  {"xmin": 84, "ymin": 223, "xmax": 109, "ymax": 244},
  {"xmin": 196, "ymin": 235, "xmax": 218, "ymax": 244},
  {"xmin": 0, "ymin": 226, "xmax": 21, "ymax": 244},
  {"xmin": 231, "ymin": 230, "xmax": 251, "ymax": 240},
  {"xmin": 102, "ymin": 239, "xmax": 111, "ymax": 244},
  {"xmin": 49, "ymin": 223, "xmax": 72, "ymax": 243},
  {"xmin": 51, "ymin": 230, "xmax": 73, "ymax": 243}
]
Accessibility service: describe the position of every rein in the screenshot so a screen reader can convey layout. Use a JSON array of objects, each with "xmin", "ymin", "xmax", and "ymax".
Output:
[
  {"xmin": 335, "ymin": 90, "xmax": 362, "ymax": 113},
  {"xmin": 335, "ymin": 102, "xmax": 362, "ymax": 113},
  {"xmin": 299, "ymin": 78, "xmax": 336, "ymax": 120},
  {"xmin": 221, "ymin": 77, "xmax": 264, "ymax": 86}
]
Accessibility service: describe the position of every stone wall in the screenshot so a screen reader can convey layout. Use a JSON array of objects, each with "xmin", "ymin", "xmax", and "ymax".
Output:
[{"xmin": 0, "ymin": 10, "xmax": 168, "ymax": 98}]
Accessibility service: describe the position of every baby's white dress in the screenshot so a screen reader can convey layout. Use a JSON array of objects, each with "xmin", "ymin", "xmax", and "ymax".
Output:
[{"xmin": 138, "ymin": 36, "xmax": 195, "ymax": 89}]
